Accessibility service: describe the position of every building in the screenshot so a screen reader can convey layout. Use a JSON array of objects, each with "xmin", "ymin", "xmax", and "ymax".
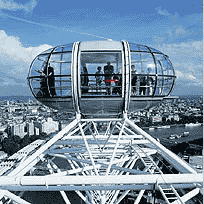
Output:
[
  {"xmin": 34, "ymin": 117, "xmax": 59, "ymax": 135},
  {"xmin": 10, "ymin": 120, "xmax": 35, "ymax": 139},
  {"xmin": 25, "ymin": 121, "xmax": 35, "ymax": 136},
  {"xmin": 11, "ymin": 123, "xmax": 27, "ymax": 139},
  {"xmin": 150, "ymin": 115, "xmax": 162, "ymax": 123},
  {"xmin": 27, "ymin": 106, "xmax": 39, "ymax": 115}
]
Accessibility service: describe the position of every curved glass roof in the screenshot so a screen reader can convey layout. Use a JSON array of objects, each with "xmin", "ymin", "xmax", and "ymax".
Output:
[{"xmin": 129, "ymin": 43, "xmax": 164, "ymax": 54}]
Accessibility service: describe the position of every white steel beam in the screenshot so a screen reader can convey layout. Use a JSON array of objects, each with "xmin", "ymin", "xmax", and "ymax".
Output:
[
  {"xmin": 48, "ymin": 153, "xmax": 145, "ymax": 174},
  {"xmin": 0, "ymin": 174, "xmax": 202, "ymax": 186},
  {"xmin": 57, "ymin": 135, "xmax": 143, "ymax": 141},
  {"xmin": 0, "ymin": 184, "xmax": 199, "ymax": 192},
  {"xmin": 87, "ymin": 123, "xmax": 101, "ymax": 150},
  {"xmin": 101, "ymin": 122, "xmax": 116, "ymax": 150},
  {"xmin": 8, "ymin": 119, "xmax": 78, "ymax": 177},
  {"xmin": 171, "ymin": 188, "xmax": 200, "ymax": 204},
  {"xmin": 134, "ymin": 190, "xmax": 145, "ymax": 204},
  {"xmin": 75, "ymin": 191, "xmax": 91, "ymax": 204},
  {"xmin": 78, "ymin": 122, "xmax": 99, "ymax": 176},
  {"xmin": 1, "ymin": 190, "xmax": 31, "ymax": 204},
  {"xmin": 115, "ymin": 190, "xmax": 130, "ymax": 204},
  {"xmin": 46, "ymin": 161, "xmax": 72, "ymax": 204},
  {"xmin": 105, "ymin": 120, "xmax": 126, "ymax": 175},
  {"xmin": 60, "ymin": 191, "xmax": 71, "ymax": 204},
  {"xmin": 81, "ymin": 118, "xmax": 123, "ymax": 122},
  {"xmin": 126, "ymin": 119, "xmax": 198, "ymax": 174},
  {"xmin": 0, "ymin": 190, "xmax": 5, "ymax": 200},
  {"xmin": 62, "ymin": 122, "xmax": 86, "ymax": 141},
  {"xmin": 45, "ymin": 164, "xmax": 102, "ymax": 177},
  {"xmin": 110, "ymin": 157, "xmax": 138, "ymax": 204}
]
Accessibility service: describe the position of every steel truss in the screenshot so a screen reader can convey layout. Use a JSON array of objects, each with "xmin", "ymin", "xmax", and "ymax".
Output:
[{"xmin": 0, "ymin": 117, "xmax": 202, "ymax": 204}]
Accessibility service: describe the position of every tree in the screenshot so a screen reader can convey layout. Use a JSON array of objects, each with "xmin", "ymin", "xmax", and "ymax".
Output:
[
  {"xmin": 170, "ymin": 118, "xmax": 175, "ymax": 124},
  {"xmin": 13, "ymin": 135, "xmax": 21, "ymax": 143},
  {"xmin": 2, "ymin": 138, "xmax": 20, "ymax": 155},
  {"xmin": 162, "ymin": 116, "xmax": 167, "ymax": 123}
]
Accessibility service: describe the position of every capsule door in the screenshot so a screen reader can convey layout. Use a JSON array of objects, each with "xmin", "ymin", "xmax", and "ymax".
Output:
[{"xmin": 77, "ymin": 41, "xmax": 125, "ymax": 117}]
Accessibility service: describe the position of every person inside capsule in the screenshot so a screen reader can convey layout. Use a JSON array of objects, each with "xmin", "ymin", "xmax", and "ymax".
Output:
[
  {"xmin": 112, "ymin": 74, "xmax": 121, "ymax": 95},
  {"xmin": 139, "ymin": 71, "xmax": 147, "ymax": 96},
  {"xmin": 81, "ymin": 67, "xmax": 89, "ymax": 94},
  {"xmin": 47, "ymin": 64, "xmax": 56, "ymax": 97},
  {"xmin": 147, "ymin": 67, "xmax": 154, "ymax": 96},
  {"xmin": 104, "ymin": 61, "xmax": 114, "ymax": 95},
  {"xmin": 37, "ymin": 63, "xmax": 56, "ymax": 97},
  {"xmin": 131, "ymin": 65, "xmax": 138, "ymax": 95},
  {"xmin": 95, "ymin": 66, "xmax": 103, "ymax": 92}
]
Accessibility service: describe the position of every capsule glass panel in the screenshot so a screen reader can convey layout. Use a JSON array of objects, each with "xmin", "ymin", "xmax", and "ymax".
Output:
[
  {"xmin": 52, "ymin": 44, "xmax": 72, "ymax": 53},
  {"xmin": 80, "ymin": 51, "xmax": 122, "ymax": 96},
  {"xmin": 29, "ymin": 44, "xmax": 73, "ymax": 98},
  {"xmin": 49, "ymin": 52, "xmax": 72, "ymax": 97},
  {"xmin": 130, "ymin": 51, "xmax": 156, "ymax": 96},
  {"xmin": 29, "ymin": 54, "xmax": 50, "ymax": 97},
  {"xmin": 154, "ymin": 54, "xmax": 175, "ymax": 96}
]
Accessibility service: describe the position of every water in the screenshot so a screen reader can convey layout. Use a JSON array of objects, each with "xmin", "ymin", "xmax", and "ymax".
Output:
[{"xmin": 145, "ymin": 124, "xmax": 203, "ymax": 143}]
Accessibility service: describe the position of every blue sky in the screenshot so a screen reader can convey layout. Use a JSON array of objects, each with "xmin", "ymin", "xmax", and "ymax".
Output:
[{"xmin": 0, "ymin": 0, "xmax": 202, "ymax": 96}]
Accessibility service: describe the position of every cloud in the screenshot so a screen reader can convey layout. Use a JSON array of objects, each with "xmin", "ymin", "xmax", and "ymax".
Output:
[
  {"xmin": 0, "ymin": 0, "xmax": 37, "ymax": 12},
  {"xmin": 0, "ymin": 30, "xmax": 52, "ymax": 93},
  {"xmin": 175, "ymin": 70, "xmax": 196, "ymax": 80},
  {"xmin": 154, "ymin": 40, "xmax": 202, "ymax": 89},
  {"xmin": 155, "ymin": 7, "xmax": 171, "ymax": 16}
]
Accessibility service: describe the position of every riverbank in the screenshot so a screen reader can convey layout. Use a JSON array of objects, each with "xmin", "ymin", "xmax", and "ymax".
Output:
[{"xmin": 141, "ymin": 123, "xmax": 203, "ymax": 130}]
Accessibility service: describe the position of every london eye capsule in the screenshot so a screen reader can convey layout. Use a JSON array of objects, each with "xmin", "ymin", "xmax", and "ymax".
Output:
[{"xmin": 28, "ymin": 40, "xmax": 176, "ymax": 117}]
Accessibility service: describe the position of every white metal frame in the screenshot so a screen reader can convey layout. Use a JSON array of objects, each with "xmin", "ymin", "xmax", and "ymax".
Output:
[{"xmin": 0, "ymin": 118, "xmax": 202, "ymax": 204}]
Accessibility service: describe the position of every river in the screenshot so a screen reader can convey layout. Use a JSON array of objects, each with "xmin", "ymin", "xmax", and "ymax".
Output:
[{"xmin": 145, "ymin": 124, "xmax": 203, "ymax": 143}]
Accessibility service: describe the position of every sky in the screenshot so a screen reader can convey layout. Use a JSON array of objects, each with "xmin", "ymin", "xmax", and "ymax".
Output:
[{"xmin": 0, "ymin": 0, "xmax": 202, "ymax": 96}]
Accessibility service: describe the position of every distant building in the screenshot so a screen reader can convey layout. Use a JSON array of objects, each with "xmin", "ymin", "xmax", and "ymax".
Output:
[
  {"xmin": 173, "ymin": 114, "xmax": 179, "ymax": 121},
  {"xmin": 27, "ymin": 106, "xmax": 39, "ymax": 115},
  {"xmin": 11, "ymin": 123, "xmax": 27, "ymax": 139},
  {"xmin": 151, "ymin": 115, "xmax": 162, "ymax": 123},
  {"xmin": 34, "ymin": 117, "xmax": 59, "ymax": 135},
  {"xmin": 35, "ymin": 127, "xmax": 39, "ymax": 136},
  {"xmin": 25, "ymin": 121, "xmax": 35, "ymax": 136}
]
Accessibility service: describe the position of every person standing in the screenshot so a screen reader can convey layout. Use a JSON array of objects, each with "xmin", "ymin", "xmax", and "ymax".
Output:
[
  {"xmin": 104, "ymin": 62, "xmax": 114, "ymax": 95},
  {"xmin": 147, "ymin": 68, "xmax": 154, "ymax": 96},
  {"xmin": 95, "ymin": 66, "xmax": 103, "ymax": 92},
  {"xmin": 81, "ymin": 67, "xmax": 89, "ymax": 94},
  {"xmin": 131, "ymin": 65, "xmax": 138, "ymax": 95},
  {"xmin": 47, "ymin": 65, "xmax": 56, "ymax": 97},
  {"xmin": 139, "ymin": 72, "xmax": 146, "ymax": 96}
]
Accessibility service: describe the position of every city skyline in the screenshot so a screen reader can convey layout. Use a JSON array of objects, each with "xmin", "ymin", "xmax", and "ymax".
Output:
[{"xmin": 0, "ymin": 0, "xmax": 202, "ymax": 96}]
